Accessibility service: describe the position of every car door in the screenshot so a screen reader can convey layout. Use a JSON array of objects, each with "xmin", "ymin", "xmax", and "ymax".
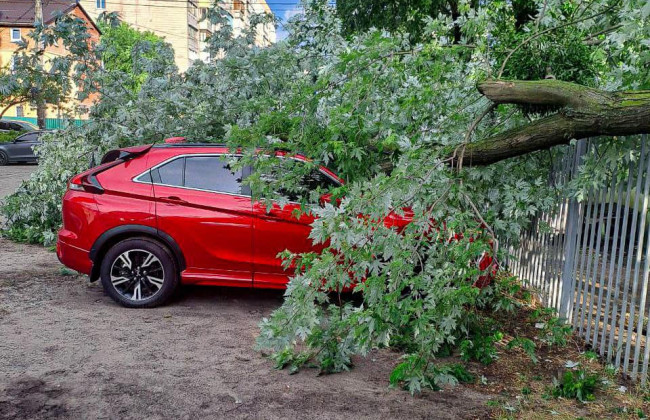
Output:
[
  {"xmin": 152, "ymin": 154, "xmax": 254, "ymax": 287},
  {"xmin": 252, "ymin": 165, "xmax": 341, "ymax": 289},
  {"xmin": 11, "ymin": 132, "xmax": 40, "ymax": 160}
]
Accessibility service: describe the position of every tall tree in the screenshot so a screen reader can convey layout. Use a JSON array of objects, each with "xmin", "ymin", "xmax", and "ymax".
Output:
[
  {"xmin": 97, "ymin": 17, "xmax": 173, "ymax": 92},
  {"xmin": 0, "ymin": 13, "xmax": 96, "ymax": 121}
]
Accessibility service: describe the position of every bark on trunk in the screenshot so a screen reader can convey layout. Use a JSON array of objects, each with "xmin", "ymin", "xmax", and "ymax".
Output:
[{"xmin": 459, "ymin": 80, "xmax": 650, "ymax": 166}]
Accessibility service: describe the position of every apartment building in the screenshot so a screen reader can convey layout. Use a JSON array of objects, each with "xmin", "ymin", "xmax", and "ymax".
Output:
[
  {"xmin": 79, "ymin": 0, "xmax": 276, "ymax": 72},
  {"xmin": 0, "ymin": 0, "xmax": 101, "ymax": 121}
]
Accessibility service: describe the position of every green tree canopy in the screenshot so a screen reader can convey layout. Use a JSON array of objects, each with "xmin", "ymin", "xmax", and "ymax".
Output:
[
  {"xmin": 97, "ymin": 16, "xmax": 174, "ymax": 92},
  {"xmin": 335, "ymin": 0, "xmax": 539, "ymax": 42}
]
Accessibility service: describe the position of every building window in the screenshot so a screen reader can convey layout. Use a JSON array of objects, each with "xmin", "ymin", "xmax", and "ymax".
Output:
[
  {"xmin": 96, "ymin": 0, "xmax": 106, "ymax": 9},
  {"xmin": 16, "ymin": 106, "xmax": 24, "ymax": 118},
  {"xmin": 188, "ymin": 25, "xmax": 198, "ymax": 40},
  {"xmin": 9, "ymin": 56, "xmax": 17, "ymax": 73},
  {"xmin": 10, "ymin": 28, "xmax": 21, "ymax": 42}
]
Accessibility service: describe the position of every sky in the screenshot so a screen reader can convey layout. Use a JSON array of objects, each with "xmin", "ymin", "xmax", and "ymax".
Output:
[{"xmin": 265, "ymin": 0, "xmax": 304, "ymax": 41}]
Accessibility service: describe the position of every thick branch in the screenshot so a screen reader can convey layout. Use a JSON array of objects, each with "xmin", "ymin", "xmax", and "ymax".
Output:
[
  {"xmin": 477, "ymin": 79, "xmax": 618, "ymax": 109},
  {"xmin": 460, "ymin": 80, "xmax": 650, "ymax": 166},
  {"xmin": 0, "ymin": 98, "xmax": 27, "ymax": 119}
]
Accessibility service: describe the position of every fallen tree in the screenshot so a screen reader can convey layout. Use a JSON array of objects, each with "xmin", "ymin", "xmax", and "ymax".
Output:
[{"xmin": 462, "ymin": 80, "xmax": 650, "ymax": 166}]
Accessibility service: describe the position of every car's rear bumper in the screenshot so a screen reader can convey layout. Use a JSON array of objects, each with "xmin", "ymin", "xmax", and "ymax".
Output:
[{"xmin": 57, "ymin": 230, "xmax": 92, "ymax": 275}]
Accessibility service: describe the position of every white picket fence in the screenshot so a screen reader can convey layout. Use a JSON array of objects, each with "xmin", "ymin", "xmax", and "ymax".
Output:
[{"xmin": 507, "ymin": 134, "xmax": 650, "ymax": 384}]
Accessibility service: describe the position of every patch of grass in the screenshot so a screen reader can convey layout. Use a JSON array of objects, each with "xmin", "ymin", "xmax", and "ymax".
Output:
[
  {"xmin": 507, "ymin": 337, "xmax": 537, "ymax": 363},
  {"xmin": 552, "ymin": 369, "xmax": 599, "ymax": 402},
  {"xmin": 460, "ymin": 329, "xmax": 503, "ymax": 365},
  {"xmin": 453, "ymin": 294, "xmax": 650, "ymax": 419},
  {"xmin": 59, "ymin": 267, "xmax": 76, "ymax": 276},
  {"xmin": 444, "ymin": 363, "xmax": 475, "ymax": 384}
]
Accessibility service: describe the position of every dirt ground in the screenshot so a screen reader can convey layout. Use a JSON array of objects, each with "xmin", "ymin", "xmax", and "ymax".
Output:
[
  {"xmin": 0, "ymin": 164, "xmax": 35, "ymax": 200},
  {"xmin": 0, "ymin": 165, "xmax": 494, "ymax": 419}
]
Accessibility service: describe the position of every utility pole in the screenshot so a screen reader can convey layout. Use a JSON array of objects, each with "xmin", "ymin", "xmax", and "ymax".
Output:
[{"xmin": 34, "ymin": 0, "xmax": 46, "ymax": 129}]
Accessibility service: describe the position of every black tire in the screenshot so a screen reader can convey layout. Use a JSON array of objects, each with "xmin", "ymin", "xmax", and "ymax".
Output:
[
  {"xmin": 100, "ymin": 237, "xmax": 179, "ymax": 308},
  {"xmin": 0, "ymin": 151, "xmax": 8, "ymax": 166}
]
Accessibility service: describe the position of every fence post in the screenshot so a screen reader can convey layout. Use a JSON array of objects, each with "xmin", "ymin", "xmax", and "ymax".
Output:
[{"xmin": 559, "ymin": 140, "xmax": 587, "ymax": 319}]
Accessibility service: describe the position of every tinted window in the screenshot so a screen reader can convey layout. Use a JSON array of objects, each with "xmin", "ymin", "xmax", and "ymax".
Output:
[
  {"xmin": 0, "ymin": 122, "xmax": 21, "ymax": 130},
  {"xmin": 138, "ymin": 171, "xmax": 152, "ymax": 183},
  {"xmin": 303, "ymin": 170, "xmax": 339, "ymax": 191},
  {"xmin": 185, "ymin": 156, "xmax": 243, "ymax": 194},
  {"xmin": 262, "ymin": 167, "xmax": 339, "ymax": 202},
  {"xmin": 157, "ymin": 157, "xmax": 184, "ymax": 186},
  {"xmin": 21, "ymin": 133, "xmax": 39, "ymax": 142}
]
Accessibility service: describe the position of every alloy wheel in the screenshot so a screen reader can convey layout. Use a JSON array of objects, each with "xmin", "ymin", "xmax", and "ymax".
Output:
[{"xmin": 110, "ymin": 249, "xmax": 165, "ymax": 302}]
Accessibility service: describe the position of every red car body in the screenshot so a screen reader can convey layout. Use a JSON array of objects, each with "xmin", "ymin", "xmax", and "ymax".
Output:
[
  {"xmin": 57, "ymin": 142, "xmax": 345, "ymax": 290},
  {"xmin": 57, "ymin": 141, "xmax": 494, "ymax": 307}
]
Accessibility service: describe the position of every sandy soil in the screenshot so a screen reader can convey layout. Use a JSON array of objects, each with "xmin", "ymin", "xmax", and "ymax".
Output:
[{"xmin": 0, "ymin": 165, "xmax": 493, "ymax": 419}]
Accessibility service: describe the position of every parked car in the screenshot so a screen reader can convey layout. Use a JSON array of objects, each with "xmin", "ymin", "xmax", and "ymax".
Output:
[
  {"xmin": 0, "ymin": 130, "xmax": 47, "ymax": 165},
  {"xmin": 57, "ymin": 140, "xmax": 495, "ymax": 308},
  {"xmin": 57, "ymin": 142, "xmax": 346, "ymax": 307},
  {"xmin": 0, "ymin": 119, "xmax": 38, "ymax": 132}
]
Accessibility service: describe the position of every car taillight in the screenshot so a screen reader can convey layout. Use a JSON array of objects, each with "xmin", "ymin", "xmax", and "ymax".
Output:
[
  {"xmin": 67, "ymin": 159, "xmax": 124, "ymax": 194},
  {"xmin": 69, "ymin": 172, "xmax": 104, "ymax": 194}
]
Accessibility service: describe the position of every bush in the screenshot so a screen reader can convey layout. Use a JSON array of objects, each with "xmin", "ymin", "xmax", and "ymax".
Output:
[{"xmin": 0, "ymin": 130, "xmax": 23, "ymax": 144}]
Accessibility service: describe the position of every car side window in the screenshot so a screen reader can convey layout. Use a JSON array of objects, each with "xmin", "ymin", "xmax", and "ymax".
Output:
[
  {"xmin": 303, "ymin": 169, "xmax": 339, "ymax": 191},
  {"xmin": 156, "ymin": 157, "xmax": 184, "ymax": 186},
  {"xmin": 184, "ymin": 156, "xmax": 244, "ymax": 195},
  {"xmin": 15, "ymin": 133, "xmax": 38, "ymax": 142},
  {"xmin": 260, "ymin": 164, "xmax": 340, "ymax": 203},
  {"xmin": 150, "ymin": 155, "xmax": 247, "ymax": 195}
]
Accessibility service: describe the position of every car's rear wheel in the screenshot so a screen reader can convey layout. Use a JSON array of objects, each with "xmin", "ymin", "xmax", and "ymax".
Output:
[
  {"xmin": 100, "ymin": 238, "xmax": 179, "ymax": 308},
  {"xmin": 0, "ymin": 151, "xmax": 8, "ymax": 166}
]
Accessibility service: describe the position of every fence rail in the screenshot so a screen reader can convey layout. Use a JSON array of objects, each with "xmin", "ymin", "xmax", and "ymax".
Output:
[
  {"xmin": 508, "ymin": 134, "xmax": 650, "ymax": 383},
  {"xmin": 2, "ymin": 116, "xmax": 85, "ymax": 130}
]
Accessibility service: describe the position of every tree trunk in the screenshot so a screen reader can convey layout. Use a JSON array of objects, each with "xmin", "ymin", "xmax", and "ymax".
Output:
[
  {"xmin": 458, "ymin": 80, "xmax": 650, "ymax": 166},
  {"xmin": 35, "ymin": 0, "xmax": 46, "ymax": 129}
]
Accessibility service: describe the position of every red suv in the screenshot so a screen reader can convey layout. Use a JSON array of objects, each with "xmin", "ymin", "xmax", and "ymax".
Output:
[{"xmin": 56, "ymin": 142, "xmax": 344, "ymax": 308}]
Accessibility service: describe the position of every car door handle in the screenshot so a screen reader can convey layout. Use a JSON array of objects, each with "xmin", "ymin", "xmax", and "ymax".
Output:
[{"xmin": 164, "ymin": 196, "xmax": 186, "ymax": 203}]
